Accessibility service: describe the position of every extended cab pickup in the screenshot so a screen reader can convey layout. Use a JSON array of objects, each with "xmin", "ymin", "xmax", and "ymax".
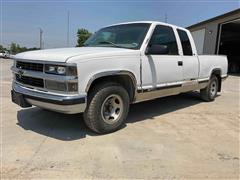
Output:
[{"xmin": 11, "ymin": 21, "xmax": 228, "ymax": 133}]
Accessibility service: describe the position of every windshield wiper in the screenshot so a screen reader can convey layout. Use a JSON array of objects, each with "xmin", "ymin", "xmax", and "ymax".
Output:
[{"xmin": 98, "ymin": 41, "xmax": 125, "ymax": 48}]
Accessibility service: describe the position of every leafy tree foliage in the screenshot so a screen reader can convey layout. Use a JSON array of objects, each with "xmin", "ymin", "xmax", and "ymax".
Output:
[
  {"xmin": 10, "ymin": 43, "xmax": 22, "ymax": 54},
  {"xmin": 76, "ymin": 28, "xmax": 92, "ymax": 47},
  {"xmin": 0, "ymin": 43, "xmax": 39, "ymax": 54},
  {"xmin": 0, "ymin": 45, "xmax": 7, "ymax": 52}
]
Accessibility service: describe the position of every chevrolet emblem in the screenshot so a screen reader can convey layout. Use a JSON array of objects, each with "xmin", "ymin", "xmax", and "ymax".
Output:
[{"xmin": 18, "ymin": 69, "xmax": 24, "ymax": 79}]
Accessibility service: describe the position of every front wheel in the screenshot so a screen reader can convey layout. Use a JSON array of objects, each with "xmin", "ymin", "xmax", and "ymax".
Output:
[
  {"xmin": 200, "ymin": 75, "xmax": 219, "ymax": 102},
  {"xmin": 84, "ymin": 83, "xmax": 130, "ymax": 134}
]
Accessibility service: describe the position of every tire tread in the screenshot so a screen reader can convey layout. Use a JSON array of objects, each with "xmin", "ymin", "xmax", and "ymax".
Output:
[
  {"xmin": 200, "ymin": 75, "xmax": 218, "ymax": 102},
  {"xmin": 84, "ymin": 82, "xmax": 129, "ymax": 134}
]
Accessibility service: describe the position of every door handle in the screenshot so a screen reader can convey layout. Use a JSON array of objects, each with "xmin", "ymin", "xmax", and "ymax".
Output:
[{"xmin": 178, "ymin": 61, "xmax": 183, "ymax": 66}]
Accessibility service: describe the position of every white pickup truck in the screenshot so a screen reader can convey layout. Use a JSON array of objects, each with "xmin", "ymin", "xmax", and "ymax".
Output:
[{"xmin": 11, "ymin": 21, "xmax": 228, "ymax": 133}]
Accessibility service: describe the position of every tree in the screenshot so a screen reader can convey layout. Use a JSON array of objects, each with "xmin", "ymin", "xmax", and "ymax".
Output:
[
  {"xmin": 1, "ymin": 43, "xmax": 39, "ymax": 54},
  {"xmin": 76, "ymin": 28, "xmax": 92, "ymax": 47},
  {"xmin": 10, "ymin": 43, "xmax": 18, "ymax": 54},
  {"xmin": 9, "ymin": 43, "xmax": 39, "ymax": 54},
  {"xmin": 0, "ymin": 45, "xmax": 7, "ymax": 52}
]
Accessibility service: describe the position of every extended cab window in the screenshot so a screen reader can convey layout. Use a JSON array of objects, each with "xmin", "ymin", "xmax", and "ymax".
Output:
[
  {"xmin": 177, "ymin": 29, "xmax": 193, "ymax": 55},
  {"xmin": 149, "ymin": 25, "xmax": 178, "ymax": 55}
]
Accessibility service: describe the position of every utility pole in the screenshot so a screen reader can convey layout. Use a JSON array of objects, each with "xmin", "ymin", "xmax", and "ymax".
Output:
[
  {"xmin": 39, "ymin": 28, "xmax": 43, "ymax": 49},
  {"xmin": 164, "ymin": 13, "xmax": 168, "ymax": 23},
  {"xmin": 67, "ymin": 11, "xmax": 70, "ymax": 47}
]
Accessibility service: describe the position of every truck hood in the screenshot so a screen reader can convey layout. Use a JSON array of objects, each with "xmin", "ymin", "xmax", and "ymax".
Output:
[{"xmin": 14, "ymin": 47, "xmax": 138, "ymax": 62}]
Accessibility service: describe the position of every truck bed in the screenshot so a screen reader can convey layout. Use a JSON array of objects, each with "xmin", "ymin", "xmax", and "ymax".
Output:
[{"xmin": 198, "ymin": 55, "xmax": 228, "ymax": 79}]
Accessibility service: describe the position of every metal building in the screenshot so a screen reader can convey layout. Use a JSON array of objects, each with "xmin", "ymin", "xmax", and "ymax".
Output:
[{"xmin": 188, "ymin": 8, "xmax": 240, "ymax": 73}]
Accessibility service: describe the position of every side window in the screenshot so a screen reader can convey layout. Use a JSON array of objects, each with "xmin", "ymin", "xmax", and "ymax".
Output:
[
  {"xmin": 177, "ymin": 29, "xmax": 193, "ymax": 55},
  {"xmin": 149, "ymin": 25, "xmax": 178, "ymax": 55}
]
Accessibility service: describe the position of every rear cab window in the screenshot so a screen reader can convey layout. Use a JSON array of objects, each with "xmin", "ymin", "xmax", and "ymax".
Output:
[{"xmin": 177, "ymin": 29, "xmax": 193, "ymax": 56}]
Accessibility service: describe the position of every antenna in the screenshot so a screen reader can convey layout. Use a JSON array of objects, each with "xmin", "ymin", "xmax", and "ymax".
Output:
[
  {"xmin": 39, "ymin": 28, "xmax": 43, "ymax": 49},
  {"xmin": 67, "ymin": 11, "xmax": 70, "ymax": 47},
  {"xmin": 164, "ymin": 13, "xmax": 168, "ymax": 23}
]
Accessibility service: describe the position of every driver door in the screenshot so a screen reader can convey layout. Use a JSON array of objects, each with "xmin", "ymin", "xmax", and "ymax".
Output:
[{"xmin": 141, "ymin": 25, "xmax": 183, "ymax": 90}]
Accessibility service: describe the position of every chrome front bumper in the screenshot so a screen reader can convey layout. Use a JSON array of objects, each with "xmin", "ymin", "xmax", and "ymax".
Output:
[{"xmin": 12, "ymin": 82, "xmax": 87, "ymax": 114}]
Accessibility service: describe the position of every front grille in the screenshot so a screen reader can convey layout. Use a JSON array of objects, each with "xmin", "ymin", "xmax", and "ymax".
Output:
[
  {"xmin": 16, "ymin": 61, "xmax": 43, "ymax": 72},
  {"xmin": 16, "ymin": 74, "xmax": 44, "ymax": 88}
]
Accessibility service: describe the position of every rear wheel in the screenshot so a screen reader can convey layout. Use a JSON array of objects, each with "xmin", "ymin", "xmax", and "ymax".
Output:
[
  {"xmin": 84, "ymin": 82, "xmax": 130, "ymax": 134},
  {"xmin": 200, "ymin": 75, "xmax": 219, "ymax": 102}
]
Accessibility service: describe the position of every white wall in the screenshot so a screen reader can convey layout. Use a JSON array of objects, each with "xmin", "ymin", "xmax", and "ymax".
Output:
[{"xmin": 191, "ymin": 29, "xmax": 206, "ymax": 55}]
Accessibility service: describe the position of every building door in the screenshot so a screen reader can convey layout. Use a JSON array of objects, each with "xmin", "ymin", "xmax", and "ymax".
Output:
[{"xmin": 217, "ymin": 19, "xmax": 240, "ymax": 73}]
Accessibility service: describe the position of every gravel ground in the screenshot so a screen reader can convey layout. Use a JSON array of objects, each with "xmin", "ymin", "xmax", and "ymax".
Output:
[{"xmin": 1, "ymin": 59, "xmax": 239, "ymax": 179}]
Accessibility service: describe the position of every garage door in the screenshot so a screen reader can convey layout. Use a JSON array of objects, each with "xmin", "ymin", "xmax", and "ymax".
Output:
[{"xmin": 218, "ymin": 19, "xmax": 240, "ymax": 73}]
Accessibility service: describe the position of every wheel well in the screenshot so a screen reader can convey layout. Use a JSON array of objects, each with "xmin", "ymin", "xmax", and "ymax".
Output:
[
  {"xmin": 211, "ymin": 69, "xmax": 222, "ymax": 92},
  {"xmin": 87, "ymin": 75, "xmax": 136, "ymax": 102}
]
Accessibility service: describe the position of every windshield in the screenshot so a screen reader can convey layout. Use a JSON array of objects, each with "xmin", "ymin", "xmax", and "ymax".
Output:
[{"xmin": 84, "ymin": 23, "xmax": 151, "ymax": 49}]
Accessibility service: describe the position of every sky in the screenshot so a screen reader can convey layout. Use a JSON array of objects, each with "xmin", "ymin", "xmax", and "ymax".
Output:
[{"xmin": 1, "ymin": 0, "xmax": 239, "ymax": 49}]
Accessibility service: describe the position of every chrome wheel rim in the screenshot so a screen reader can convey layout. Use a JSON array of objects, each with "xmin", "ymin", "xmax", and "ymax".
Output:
[
  {"xmin": 101, "ymin": 94, "xmax": 123, "ymax": 124},
  {"xmin": 210, "ymin": 80, "xmax": 217, "ymax": 98}
]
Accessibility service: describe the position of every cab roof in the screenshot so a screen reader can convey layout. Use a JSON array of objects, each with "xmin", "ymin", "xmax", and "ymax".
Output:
[{"xmin": 106, "ymin": 21, "xmax": 185, "ymax": 30}]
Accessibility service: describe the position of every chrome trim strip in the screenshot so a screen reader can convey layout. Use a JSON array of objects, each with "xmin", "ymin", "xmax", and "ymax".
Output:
[
  {"xmin": 138, "ymin": 79, "xmax": 198, "ymax": 93},
  {"xmin": 13, "ymin": 80, "xmax": 80, "ymax": 96},
  {"xmin": 198, "ymin": 77, "xmax": 209, "ymax": 82},
  {"xmin": 135, "ymin": 79, "xmax": 205, "ymax": 103},
  {"xmin": 198, "ymin": 80, "xmax": 209, "ymax": 84},
  {"xmin": 12, "ymin": 66, "xmax": 78, "ymax": 83},
  {"xmin": 135, "ymin": 85, "xmax": 181, "ymax": 103},
  {"xmin": 13, "ymin": 82, "xmax": 86, "ymax": 102},
  {"xmin": 138, "ymin": 83, "xmax": 182, "ymax": 93}
]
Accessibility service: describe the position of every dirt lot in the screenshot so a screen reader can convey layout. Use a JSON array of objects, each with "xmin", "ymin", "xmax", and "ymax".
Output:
[{"xmin": 1, "ymin": 59, "xmax": 239, "ymax": 179}]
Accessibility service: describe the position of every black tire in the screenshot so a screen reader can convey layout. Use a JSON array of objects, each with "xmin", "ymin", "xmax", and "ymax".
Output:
[
  {"xmin": 200, "ymin": 75, "xmax": 219, "ymax": 102},
  {"xmin": 83, "ymin": 82, "xmax": 130, "ymax": 134}
]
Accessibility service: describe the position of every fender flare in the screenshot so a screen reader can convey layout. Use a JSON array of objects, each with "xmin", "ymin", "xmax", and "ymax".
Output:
[
  {"xmin": 85, "ymin": 70, "xmax": 137, "ymax": 93},
  {"xmin": 210, "ymin": 68, "xmax": 222, "ymax": 77}
]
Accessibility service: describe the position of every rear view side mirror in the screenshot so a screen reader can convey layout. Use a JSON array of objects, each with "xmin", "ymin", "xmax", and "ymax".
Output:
[{"xmin": 145, "ymin": 44, "xmax": 169, "ymax": 55}]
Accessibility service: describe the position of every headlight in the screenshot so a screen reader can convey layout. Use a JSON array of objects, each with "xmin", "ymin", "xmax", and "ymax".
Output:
[
  {"xmin": 56, "ymin": 66, "xmax": 66, "ymax": 74},
  {"xmin": 44, "ymin": 64, "xmax": 78, "ymax": 93},
  {"xmin": 45, "ymin": 64, "xmax": 77, "ymax": 76}
]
